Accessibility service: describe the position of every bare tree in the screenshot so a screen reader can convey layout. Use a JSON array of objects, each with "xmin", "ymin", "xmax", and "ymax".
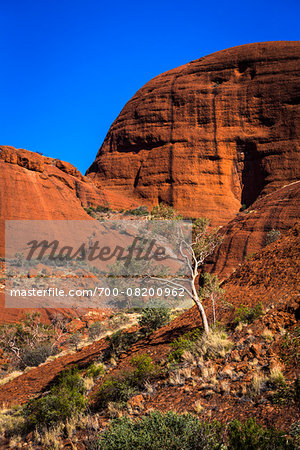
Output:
[{"xmin": 149, "ymin": 218, "xmax": 222, "ymax": 334}]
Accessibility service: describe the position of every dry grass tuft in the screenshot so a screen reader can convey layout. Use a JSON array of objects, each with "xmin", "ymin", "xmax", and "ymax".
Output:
[
  {"xmin": 194, "ymin": 400, "xmax": 204, "ymax": 414},
  {"xmin": 251, "ymin": 373, "xmax": 265, "ymax": 395},
  {"xmin": 269, "ymin": 365, "xmax": 286, "ymax": 386},
  {"xmin": 262, "ymin": 329, "xmax": 274, "ymax": 341},
  {"xmin": 197, "ymin": 330, "xmax": 233, "ymax": 359}
]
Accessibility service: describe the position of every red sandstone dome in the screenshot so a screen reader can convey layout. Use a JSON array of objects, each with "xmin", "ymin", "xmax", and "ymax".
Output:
[{"xmin": 86, "ymin": 41, "xmax": 300, "ymax": 225}]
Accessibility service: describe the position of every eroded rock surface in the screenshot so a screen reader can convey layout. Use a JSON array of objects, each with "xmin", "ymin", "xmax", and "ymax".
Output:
[{"xmin": 87, "ymin": 41, "xmax": 300, "ymax": 225}]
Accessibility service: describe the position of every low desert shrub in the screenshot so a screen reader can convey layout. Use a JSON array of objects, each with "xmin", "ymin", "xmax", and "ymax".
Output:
[
  {"xmin": 269, "ymin": 366, "xmax": 286, "ymax": 386},
  {"xmin": 266, "ymin": 228, "xmax": 281, "ymax": 245},
  {"xmin": 124, "ymin": 206, "xmax": 149, "ymax": 216},
  {"xmin": 228, "ymin": 417, "xmax": 292, "ymax": 450},
  {"xmin": 96, "ymin": 411, "xmax": 223, "ymax": 449},
  {"xmin": 86, "ymin": 362, "xmax": 106, "ymax": 379},
  {"xmin": 130, "ymin": 354, "xmax": 161, "ymax": 388},
  {"xmin": 169, "ymin": 328, "xmax": 232, "ymax": 363},
  {"xmin": 23, "ymin": 368, "xmax": 87, "ymax": 429},
  {"xmin": 0, "ymin": 407, "xmax": 26, "ymax": 438},
  {"xmin": 234, "ymin": 302, "xmax": 263, "ymax": 324},
  {"xmin": 196, "ymin": 329, "xmax": 233, "ymax": 359},
  {"xmin": 95, "ymin": 372, "xmax": 137, "ymax": 409},
  {"xmin": 19, "ymin": 343, "xmax": 55, "ymax": 370},
  {"xmin": 103, "ymin": 330, "xmax": 140, "ymax": 361},
  {"xmin": 96, "ymin": 354, "xmax": 161, "ymax": 409},
  {"xmin": 151, "ymin": 203, "xmax": 182, "ymax": 220},
  {"xmin": 138, "ymin": 307, "xmax": 170, "ymax": 334},
  {"xmin": 88, "ymin": 322, "xmax": 102, "ymax": 341},
  {"xmin": 168, "ymin": 329, "xmax": 202, "ymax": 363}
]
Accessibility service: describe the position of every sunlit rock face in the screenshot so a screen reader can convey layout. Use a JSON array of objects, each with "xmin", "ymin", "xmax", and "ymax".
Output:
[{"xmin": 87, "ymin": 41, "xmax": 300, "ymax": 225}]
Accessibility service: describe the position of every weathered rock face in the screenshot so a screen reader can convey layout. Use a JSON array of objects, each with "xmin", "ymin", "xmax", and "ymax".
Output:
[
  {"xmin": 87, "ymin": 41, "xmax": 300, "ymax": 225},
  {"xmin": 0, "ymin": 145, "xmax": 140, "ymax": 234},
  {"xmin": 0, "ymin": 146, "xmax": 107, "ymax": 322},
  {"xmin": 206, "ymin": 181, "xmax": 300, "ymax": 279}
]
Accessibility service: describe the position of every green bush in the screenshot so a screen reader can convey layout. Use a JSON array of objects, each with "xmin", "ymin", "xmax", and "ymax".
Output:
[
  {"xmin": 103, "ymin": 330, "xmax": 140, "ymax": 360},
  {"xmin": 151, "ymin": 203, "xmax": 182, "ymax": 220},
  {"xmin": 96, "ymin": 411, "xmax": 224, "ymax": 449},
  {"xmin": 23, "ymin": 368, "xmax": 87, "ymax": 428},
  {"xmin": 96, "ymin": 205, "xmax": 110, "ymax": 213},
  {"xmin": 85, "ymin": 362, "xmax": 106, "ymax": 379},
  {"xmin": 124, "ymin": 206, "xmax": 149, "ymax": 216},
  {"xmin": 138, "ymin": 307, "xmax": 170, "ymax": 334},
  {"xmin": 234, "ymin": 302, "xmax": 263, "ymax": 324},
  {"xmin": 88, "ymin": 321, "xmax": 102, "ymax": 340},
  {"xmin": 95, "ymin": 371, "xmax": 138, "ymax": 409},
  {"xmin": 228, "ymin": 418, "xmax": 293, "ymax": 450},
  {"xmin": 19, "ymin": 343, "xmax": 55, "ymax": 369},
  {"xmin": 96, "ymin": 354, "xmax": 161, "ymax": 409},
  {"xmin": 169, "ymin": 329, "xmax": 202, "ymax": 363},
  {"xmin": 130, "ymin": 354, "xmax": 161, "ymax": 388}
]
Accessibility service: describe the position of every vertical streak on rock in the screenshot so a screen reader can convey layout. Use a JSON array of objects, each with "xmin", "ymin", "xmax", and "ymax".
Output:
[
  {"xmin": 168, "ymin": 73, "xmax": 178, "ymax": 205},
  {"xmin": 212, "ymin": 86, "xmax": 221, "ymax": 182}
]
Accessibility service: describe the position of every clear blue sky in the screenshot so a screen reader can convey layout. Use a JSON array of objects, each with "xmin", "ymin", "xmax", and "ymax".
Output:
[{"xmin": 1, "ymin": 0, "xmax": 299, "ymax": 174}]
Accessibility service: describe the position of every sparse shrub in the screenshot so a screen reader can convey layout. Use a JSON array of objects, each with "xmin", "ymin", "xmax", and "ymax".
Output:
[
  {"xmin": 169, "ymin": 329, "xmax": 202, "ymax": 363},
  {"xmin": 96, "ymin": 205, "xmax": 110, "ymax": 213},
  {"xmin": 124, "ymin": 206, "xmax": 149, "ymax": 216},
  {"xmin": 228, "ymin": 418, "xmax": 291, "ymax": 450},
  {"xmin": 266, "ymin": 228, "xmax": 281, "ymax": 245},
  {"xmin": 0, "ymin": 312, "xmax": 65, "ymax": 373},
  {"xmin": 168, "ymin": 367, "xmax": 192, "ymax": 386},
  {"xmin": 103, "ymin": 330, "xmax": 140, "ymax": 361},
  {"xmin": 88, "ymin": 322, "xmax": 102, "ymax": 341},
  {"xmin": 84, "ymin": 205, "xmax": 110, "ymax": 216},
  {"xmin": 130, "ymin": 354, "xmax": 161, "ymax": 388},
  {"xmin": 96, "ymin": 411, "xmax": 224, "ymax": 449},
  {"xmin": 240, "ymin": 204, "xmax": 247, "ymax": 211},
  {"xmin": 23, "ymin": 368, "xmax": 87, "ymax": 429},
  {"xmin": 194, "ymin": 400, "xmax": 204, "ymax": 414},
  {"xmin": 67, "ymin": 332, "xmax": 82, "ymax": 350},
  {"xmin": 280, "ymin": 327, "xmax": 300, "ymax": 366},
  {"xmin": 151, "ymin": 203, "xmax": 182, "ymax": 220},
  {"xmin": 84, "ymin": 206, "xmax": 96, "ymax": 217},
  {"xmin": 86, "ymin": 362, "xmax": 106, "ymax": 379},
  {"xmin": 138, "ymin": 307, "xmax": 170, "ymax": 334},
  {"xmin": 95, "ymin": 371, "xmax": 138, "ymax": 409},
  {"xmin": 269, "ymin": 366, "xmax": 286, "ymax": 386},
  {"xmin": 196, "ymin": 329, "xmax": 233, "ymax": 359},
  {"xmin": 234, "ymin": 302, "xmax": 263, "ymax": 324},
  {"xmin": 18, "ymin": 343, "xmax": 55, "ymax": 370},
  {"xmin": 96, "ymin": 354, "xmax": 161, "ymax": 409},
  {"xmin": 0, "ymin": 407, "xmax": 26, "ymax": 437},
  {"xmin": 251, "ymin": 373, "xmax": 265, "ymax": 395}
]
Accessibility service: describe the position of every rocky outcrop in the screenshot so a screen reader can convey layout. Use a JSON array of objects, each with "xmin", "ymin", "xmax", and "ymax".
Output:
[
  {"xmin": 0, "ymin": 146, "xmax": 106, "ymax": 322},
  {"xmin": 87, "ymin": 41, "xmax": 300, "ymax": 225},
  {"xmin": 207, "ymin": 181, "xmax": 300, "ymax": 278},
  {"xmin": 0, "ymin": 145, "xmax": 104, "ymax": 226},
  {"xmin": 0, "ymin": 145, "xmax": 140, "ymax": 235}
]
